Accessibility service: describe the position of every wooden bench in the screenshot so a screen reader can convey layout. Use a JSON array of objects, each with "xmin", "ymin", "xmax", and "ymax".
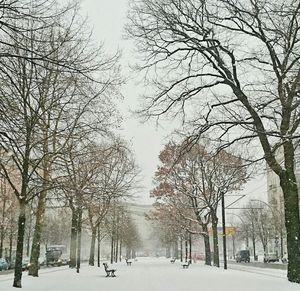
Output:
[
  {"xmin": 170, "ymin": 258, "xmax": 176, "ymax": 263},
  {"xmin": 125, "ymin": 258, "xmax": 132, "ymax": 266},
  {"xmin": 182, "ymin": 260, "xmax": 191, "ymax": 269},
  {"xmin": 103, "ymin": 263, "xmax": 116, "ymax": 277}
]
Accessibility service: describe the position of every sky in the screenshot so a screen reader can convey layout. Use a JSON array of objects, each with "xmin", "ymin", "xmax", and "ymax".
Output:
[
  {"xmin": 80, "ymin": 0, "xmax": 268, "ymax": 208},
  {"xmin": 80, "ymin": 0, "xmax": 179, "ymax": 204}
]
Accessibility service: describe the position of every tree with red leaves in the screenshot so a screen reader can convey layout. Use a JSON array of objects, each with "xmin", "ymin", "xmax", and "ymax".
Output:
[{"xmin": 151, "ymin": 141, "xmax": 247, "ymax": 266}]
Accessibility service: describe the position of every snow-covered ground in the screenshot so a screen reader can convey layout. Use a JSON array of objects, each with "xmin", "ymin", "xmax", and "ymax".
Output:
[{"xmin": 0, "ymin": 257, "xmax": 299, "ymax": 291}]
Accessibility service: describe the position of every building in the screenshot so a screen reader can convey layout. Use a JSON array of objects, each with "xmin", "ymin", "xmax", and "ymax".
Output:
[
  {"xmin": 266, "ymin": 146, "xmax": 300, "ymax": 213},
  {"xmin": 266, "ymin": 146, "xmax": 300, "ymax": 256}
]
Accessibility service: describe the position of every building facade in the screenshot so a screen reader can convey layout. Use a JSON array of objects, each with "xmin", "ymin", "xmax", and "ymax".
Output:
[{"xmin": 266, "ymin": 146, "xmax": 300, "ymax": 213}]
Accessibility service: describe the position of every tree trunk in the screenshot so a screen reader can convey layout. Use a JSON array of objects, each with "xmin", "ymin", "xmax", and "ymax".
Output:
[
  {"xmin": 9, "ymin": 228, "xmax": 13, "ymax": 264},
  {"xmin": 245, "ymin": 229, "xmax": 249, "ymax": 248},
  {"xmin": 97, "ymin": 225, "xmax": 100, "ymax": 267},
  {"xmin": 251, "ymin": 221, "xmax": 256, "ymax": 260},
  {"xmin": 69, "ymin": 209, "xmax": 78, "ymax": 268},
  {"xmin": 252, "ymin": 233, "xmax": 256, "ymax": 261},
  {"xmin": 166, "ymin": 245, "xmax": 171, "ymax": 258},
  {"xmin": 110, "ymin": 235, "xmax": 114, "ymax": 264},
  {"xmin": 185, "ymin": 239, "xmax": 188, "ymax": 262},
  {"xmin": 202, "ymin": 224, "xmax": 212, "ymax": 266},
  {"xmin": 29, "ymin": 130, "xmax": 50, "ymax": 276},
  {"xmin": 180, "ymin": 237, "xmax": 183, "ymax": 262},
  {"xmin": 29, "ymin": 190, "xmax": 47, "ymax": 276},
  {"xmin": 211, "ymin": 215, "xmax": 220, "ymax": 267},
  {"xmin": 174, "ymin": 239, "xmax": 179, "ymax": 259},
  {"xmin": 114, "ymin": 235, "xmax": 119, "ymax": 263},
  {"xmin": 76, "ymin": 208, "xmax": 82, "ymax": 273},
  {"xmin": 119, "ymin": 238, "xmax": 122, "ymax": 262},
  {"xmin": 0, "ymin": 196, "xmax": 6, "ymax": 258},
  {"xmin": 126, "ymin": 247, "xmax": 131, "ymax": 259},
  {"xmin": 89, "ymin": 228, "xmax": 97, "ymax": 266},
  {"xmin": 26, "ymin": 210, "xmax": 33, "ymax": 257},
  {"xmin": 262, "ymin": 243, "xmax": 267, "ymax": 254},
  {"xmin": 13, "ymin": 200, "xmax": 26, "ymax": 288},
  {"xmin": 280, "ymin": 171, "xmax": 300, "ymax": 283},
  {"xmin": 0, "ymin": 224, "xmax": 4, "ymax": 259},
  {"xmin": 189, "ymin": 233, "xmax": 192, "ymax": 263}
]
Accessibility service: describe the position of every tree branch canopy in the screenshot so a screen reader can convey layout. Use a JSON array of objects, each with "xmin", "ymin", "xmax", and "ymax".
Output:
[
  {"xmin": 127, "ymin": 0, "xmax": 300, "ymax": 283},
  {"xmin": 127, "ymin": 0, "xmax": 300, "ymax": 173}
]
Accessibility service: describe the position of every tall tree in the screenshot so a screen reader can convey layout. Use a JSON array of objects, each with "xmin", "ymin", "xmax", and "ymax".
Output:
[
  {"xmin": 0, "ymin": 169, "xmax": 18, "ymax": 259},
  {"xmin": 152, "ymin": 141, "xmax": 246, "ymax": 266},
  {"xmin": 28, "ymin": 20, "xmax": 121, "ymax": 278},
  {"xmin": 127, "ymin": 0, "xmax": 300, "ymax": 282},
  {"xmin": 0, "ymin": 1, "xmax": 121, "ymax": 287},
  {"xmin": 60, "ymin": 138, "xmax": 138, "ymax": 271}
]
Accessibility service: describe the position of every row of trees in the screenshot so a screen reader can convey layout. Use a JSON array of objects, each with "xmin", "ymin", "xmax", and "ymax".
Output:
[
  {"xmin": 147, "ymin": 141, "xmax": 247, "ymax": 267},
  {"xmin": 148, "ymin": 141, "xmax": 286, "ymax": 267},
  {"xmin": 231, "ymin": 200, "xmax": 286, "ymax": 260},
  {"xmin": 127, "ymin": 0, "xmax": 300, "ymax": 283},
  {"xmin": 0, "ymin": 1, "xmax": 139, "ymax": 288}
]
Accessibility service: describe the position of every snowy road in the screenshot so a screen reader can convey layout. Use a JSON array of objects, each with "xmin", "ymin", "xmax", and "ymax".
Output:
[
  {"xmin": 227, "ymin": 262, "xmax": 287, "ymax": 279},
  {"xmin": 0, "ymin": 257, "xmax": 299, "ymax": 291}
]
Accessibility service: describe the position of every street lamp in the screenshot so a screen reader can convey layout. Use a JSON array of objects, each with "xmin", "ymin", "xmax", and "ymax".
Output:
[
  {"xmin": 221, "ymin": 191, "xmax": 227, "ymax": 270},
  {"xmin": 220, "ymin": 192, "xmax": 247, "ymax": 270},
  {"xmin": 250, "ymin": 199, "xmax": 284, "ymax": 258}
]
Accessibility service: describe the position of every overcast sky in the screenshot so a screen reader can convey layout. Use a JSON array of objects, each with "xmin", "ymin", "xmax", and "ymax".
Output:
[
  {"xmin": 80, "ymin": 0, "xmax": 177, "ymax": 204},
  {"xmin": 80, "ymin": 0, "xmax": 267, "ymax": 207}
]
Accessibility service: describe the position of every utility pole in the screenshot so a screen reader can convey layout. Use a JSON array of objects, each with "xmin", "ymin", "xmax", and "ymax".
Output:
[{"xmin": 221, "ymin": 191, "xmax": 227, "ymax": 270}]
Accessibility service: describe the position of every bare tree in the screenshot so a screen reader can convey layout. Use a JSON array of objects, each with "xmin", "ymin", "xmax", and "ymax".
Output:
[
  {"xmin": 117, "ymin": 210, "xmax": 142, "ymax": 260},
  {"xmin": 0, "ymin": 169, "xmax": 18, "ymax": 259},
  {"xmin": 152, "ymin": 147, "xmax": 212, "ymax": 264},
  {"xmin": 127, "ymin": 0, "xmax": 300, "ymax": 282},
  {"xmin": 231, "ymin": 208, "xmax": 257, "ymax": 260},
  {"xmin": 85, "ymin": 143, "xmax": 137, "ymax": 266},
  {"xmin": 146, "ymin": 203, "xmax": 195, "ymax": 261},
  {"xmin": 59, "ymin": 142, "xmax": 103, "ymax": 272},
  {"xmin": 0, "ymin": 1, "xmax": 84, "ymax": 70},
  {"xmin": 0, "ymin": 2, "xmax": 121, "ymax": 287},
  {"xmin": 59, "ymin": 138, "xmax": 138, "ymax": 271},
  {"xmin": 253, "ymin": 206, "xmax": 274, "ymax": 255},
  {"xmin": 27, "ymin": 22, "xmax": 121, "ymax": 278}
]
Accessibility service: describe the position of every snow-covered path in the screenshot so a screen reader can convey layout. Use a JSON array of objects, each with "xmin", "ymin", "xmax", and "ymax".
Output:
[{"xmin": 0, "ymin": 257, "xmax": 299, "ymax": 291}]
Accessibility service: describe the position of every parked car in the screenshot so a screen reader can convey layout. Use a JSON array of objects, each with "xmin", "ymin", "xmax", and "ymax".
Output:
[
  {"xmin": 45, "ymin": 245, "xmax": 65, "ymax": 266},
  {"xmin": 0, "ymin": 258, "xmax": 9, "ymax": 271},
  {"xmin": 22, "ymin": 257, "xmax": 30, "ymax": 271},
  {"xmin": 57, "ymin": 255, "xmax": 70, "ymax": 266},
  {"xmin": 263, "ymin": 253, "xmax": 279, "ymax": 263},
  {"xmin": 236, "ymin": 250, "xmax": 250, "ymax": 263}
]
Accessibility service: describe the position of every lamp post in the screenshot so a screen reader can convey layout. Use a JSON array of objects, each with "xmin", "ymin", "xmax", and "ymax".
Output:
[
  {"xmin": 221, "ymin": 191, "xmax": 227, "ymax": 270},
  {"xmin": 250, "ymin": 199, "xmax": 284, "ymax": 258},
  {"xmin": 220, "ymin": 192, "xmax": 247, "ymax": 269}
]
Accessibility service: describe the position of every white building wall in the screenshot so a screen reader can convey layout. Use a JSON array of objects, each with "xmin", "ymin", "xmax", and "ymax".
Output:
[{"xmin": 266, "ymin": 145, "xmax": 300, "ymax": 213}]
